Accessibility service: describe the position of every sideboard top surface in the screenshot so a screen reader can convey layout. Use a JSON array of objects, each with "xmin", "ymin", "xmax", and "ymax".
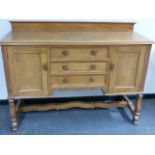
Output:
[{"xmin": 0, "ymin": 21, "xmax": 153, "ymax": 45}]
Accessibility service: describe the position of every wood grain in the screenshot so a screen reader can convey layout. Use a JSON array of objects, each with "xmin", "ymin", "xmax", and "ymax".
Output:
[
  {"xmin": 11, "ymin": 21, "xmax": 135, "ymax": 32},
  {"xmin": 50, "ymin": 47, "xmax": 108, "ymax": 61},
  {"xmin": 50, "ymin": 62, "xmax": 107, "ymax": 74},
  {"xmin": 18, "ymin": 101, "xmax": 128, "ymax": 112},
  {"xmin": 1, "ymin": 31, "xmax": 153, "ymax": 45},
  {"xmin": 1, "ymin": 46, "xmax": 13, "ymax": 95},
  {"xmin": 0, "ymin": 21, "xmax": 153, "ymax": 131},
  {"xmin": 133, "ymin": 94, "xmax": 143, "ymax": 124},
  {"xmin": 7, "ymin": 46, "xmax": 48, "ymax": 96},
  {"xmin": 123, "ymin": 95, "xmax": 135, "ymax": 114},
  {"xmin": 109, "ymin": 45, "xmax": 147, "ymax": 93},
  {"xmin": 9, "ymin": 99, "xmax": 18, "ymax": 131},
  {"xmin": 51, "ymin": 75, "xmax": 106, "ymax": 89}
]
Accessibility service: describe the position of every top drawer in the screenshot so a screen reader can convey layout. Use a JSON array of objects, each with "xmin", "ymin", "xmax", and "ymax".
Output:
[{"xmin": 50, "ymin": 47, "xmax": 108, "ymax": 61}]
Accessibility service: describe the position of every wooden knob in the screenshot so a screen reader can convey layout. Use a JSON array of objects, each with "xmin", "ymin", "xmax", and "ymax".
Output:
[
  {"xmin": 110, "ymin": 63, "xmax": 115, "ymax": 70},
  {"xmin": 63, "ymin": 79, "xmax": 68, "ymax": 84},
  {"xmin": 62, "ymin": 50, "xmax": 69, "ymax": 56},
  {"xmin": 62, "ymin": 65, "xmax": 69, "ymax": 71},
  {"xmin": 90, "ymin": 64, "xmax": 96, "ymax": 70},
  {"xmin": 89, "ymin": 78, "xmax": 95, "ymax": 83},
  {"xmin": 91, "ymin": 50, "xmax": 97, "ymax": 56},
  {"xmin": 42, "ymin": 64, "xmax": 48, "ymax": 71}
]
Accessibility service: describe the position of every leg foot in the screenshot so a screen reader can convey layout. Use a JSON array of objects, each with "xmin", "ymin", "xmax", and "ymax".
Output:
[
  {"xmin": 132, "ymin": 94, "xmax": 143, "ymax": 125},
  {"xmin": 12, "ymin": 120, "xmax": 18, "ymax": 131},
  {"xmin": 132, "ymin": 113, "xmax": 140, "ymax": 125},
  {"xmin": 9, "ymin": 99, "xmax": 18, "ymax": 131}
]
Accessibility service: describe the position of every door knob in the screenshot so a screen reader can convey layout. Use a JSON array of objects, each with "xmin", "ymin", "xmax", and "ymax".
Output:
[
  {"xmin": 110, "ymin": 63, "xmax": 115, "ymax": 70},
  {"xmin": 42, "ymin": 64, "xmax": 48, "ymax": 71}
]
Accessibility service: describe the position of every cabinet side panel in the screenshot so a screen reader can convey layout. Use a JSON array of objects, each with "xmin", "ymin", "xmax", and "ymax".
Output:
[
  {"xmin": 1, "ymin": 46, "xmax": 13, "ymax": 97},
  {"xmin": 139, "ymin": 45, "xmax": 152, "ymax": 90}
]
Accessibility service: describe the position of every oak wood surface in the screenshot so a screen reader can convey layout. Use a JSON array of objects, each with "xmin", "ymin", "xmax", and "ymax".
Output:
[
  {"xmin": 1, "ymin": 31, "xmax": 153, "ymax": 45},
  {"xmin": 7, "ymin": 46, "xmax": 48, "ymax": 96},
  {"xmin": 8, "ymin": 99, "xmax": 18, "ymax": 131},
  {"xmin": 2, "ymin": 44, "xmax": 151, "ymax": 97},
  {"xmin": 18, "ymin": 101, "xmax": 128, "ymax": 112},
  {"xmin": 109, "ymin": 45, "xmax": 147, "ymax": 93},
  {"xmin": 0, "ymin": 21, "xmax": 153, "ymax": 131},
  {"xmin": 11, "ymin": 21, "xmax": 135, "ymax": 32},
  {"xmin": 50, "ymin": 47, "xmax": 108, "ymax": 61},
  {"xmin": 133, "ymin": 94, "xmax": 143, "ymax": 124},
  {"xmin": 123, "ymin": 95, "xmax": 135, "ymax": 114},
  {"xmin": 51, "ymin": 75, "xmax": 106, "ymax": 89},
  {"xmin": 50, "ymin": 62, "xmax": 107, "ymax": 74},
  {"xmin": 1, "ymin": 46, "xmax": 13, "ymax": 95}
]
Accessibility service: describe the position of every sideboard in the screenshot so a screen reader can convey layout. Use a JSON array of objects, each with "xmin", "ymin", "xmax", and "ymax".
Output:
[{"xmin": 0, "ymin": 21, "xmax": 153, "ymax": 131}]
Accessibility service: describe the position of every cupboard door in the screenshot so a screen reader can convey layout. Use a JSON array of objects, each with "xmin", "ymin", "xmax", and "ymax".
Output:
[
  {"xmin": 8, "ymin": 47, "xmax": 48, "ymax": 96},
  {"xmin": 109, "ymin": 46, "xmax": 147, "ymax": 93}
]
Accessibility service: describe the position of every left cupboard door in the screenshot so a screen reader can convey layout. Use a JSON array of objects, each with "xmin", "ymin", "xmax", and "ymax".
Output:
[{"xmin": 7, "ymin": 46, "xmax": 48, "ymax": 97}]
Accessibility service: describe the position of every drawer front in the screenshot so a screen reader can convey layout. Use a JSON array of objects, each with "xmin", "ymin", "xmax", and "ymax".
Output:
[
  {"xmin": 51, "ymin": 62, "xmax": 107, "ymax": 74},
  {"xmin": 51, "ymin": 75, "xmax": 106, "ymax": 88},
  {"xmin": 50, "ymin": 47, "xmax": 108, "ymax": 61}
]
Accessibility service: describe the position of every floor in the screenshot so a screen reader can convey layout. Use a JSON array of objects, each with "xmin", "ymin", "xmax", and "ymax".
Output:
[{"xmin": 0, "ymin": 98, "xmax": 155, "ymax": 135}]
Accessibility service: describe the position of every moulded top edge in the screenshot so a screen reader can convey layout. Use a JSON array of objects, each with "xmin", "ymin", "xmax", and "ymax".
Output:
[{"xmin": 10, "ymin": 20, "xmax": 136, "ymax": 24}]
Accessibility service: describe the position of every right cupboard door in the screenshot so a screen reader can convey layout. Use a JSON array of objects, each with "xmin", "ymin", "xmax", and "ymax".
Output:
[{"xmin": 109, "ymin": 46, "xmax": 149, "ymax": 93}]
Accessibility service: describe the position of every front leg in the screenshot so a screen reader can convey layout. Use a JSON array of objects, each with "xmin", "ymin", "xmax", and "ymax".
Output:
[
  {"xmin": 132, "ymin": 94, "xmax": 143, "ymax": 124},
  {"xmin": 9, "ymin": 99, "xmax": 18, "ymax": 131}
]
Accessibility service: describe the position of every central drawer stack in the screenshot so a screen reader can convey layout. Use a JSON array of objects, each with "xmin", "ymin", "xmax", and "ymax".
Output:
[{"xmin": 50, "ymin": 47, "xmax": 109, "ymax": 90}]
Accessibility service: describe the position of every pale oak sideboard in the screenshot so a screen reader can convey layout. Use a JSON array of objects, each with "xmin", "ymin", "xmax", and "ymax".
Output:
[{"xmin": 0, "ymin": 21, "xmax": 153, "ymax": 131}]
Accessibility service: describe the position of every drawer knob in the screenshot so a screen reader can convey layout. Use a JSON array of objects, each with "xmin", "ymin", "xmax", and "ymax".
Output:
[
  {"xmin": 63, "ymin": 79, "xmax": 68, "ymax": 84},
  {"xmin": 90, "ymin": 64, "xmax": 96, "ymax": 70},
  {"xmin": 62, "ymin": 65, "xmax": 69, "ymax": 71},
  {"xmin": 62, "ymin": 50, "xmax": 69, "ymax": 56},
  {"xmin": 89, "ymin": 78, "xmax": 95, "ymax": 83},
  {"xmin": 42, "ymin": 64, "xmax": 48, "ymax": 71},
  {"xmin": 91, "ymin": 50, "xmax": 97, "ymax": 56}
]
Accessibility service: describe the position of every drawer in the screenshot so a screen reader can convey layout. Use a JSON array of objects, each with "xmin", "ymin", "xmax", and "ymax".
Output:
[
  {"xmin": 51, "ymin": 75, "xmax": 106, "ymax": 88},
  {"xmin": 50, "ymin": 47, "xmax": 108, "ymax": 61},
  {"xmin": 51, "ymin": 62, "xmax": 107, "ymax": 74}
]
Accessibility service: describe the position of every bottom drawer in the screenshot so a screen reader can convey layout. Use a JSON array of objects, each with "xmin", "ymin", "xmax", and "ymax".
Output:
[{"xmin": 51, "ymin": 75, "xmax": 106, "ymax": 88}]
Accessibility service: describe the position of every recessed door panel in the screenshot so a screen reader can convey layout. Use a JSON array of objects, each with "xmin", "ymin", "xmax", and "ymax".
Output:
[
  {"xmin": 8, "ymin": 47, "xmax": 48, "ymax": 96},
  {"xmin": 109, "ymin": 46, "xmax": 147, "ymax": 93}
]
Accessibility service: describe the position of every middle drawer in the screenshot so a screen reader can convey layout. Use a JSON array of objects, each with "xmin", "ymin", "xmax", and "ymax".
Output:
[{"xmin": 50, "ymin": 62, "xmax": 107, "ymax": 75}]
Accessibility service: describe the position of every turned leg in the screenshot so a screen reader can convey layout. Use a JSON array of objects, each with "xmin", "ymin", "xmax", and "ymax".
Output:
[
  {"xmin": 9, "ymin": 99, "xmax": 18, "ymax": 131},
  {"xmin": 132, "ymin": 94, "xmax": 143, "ymax": 124}
]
